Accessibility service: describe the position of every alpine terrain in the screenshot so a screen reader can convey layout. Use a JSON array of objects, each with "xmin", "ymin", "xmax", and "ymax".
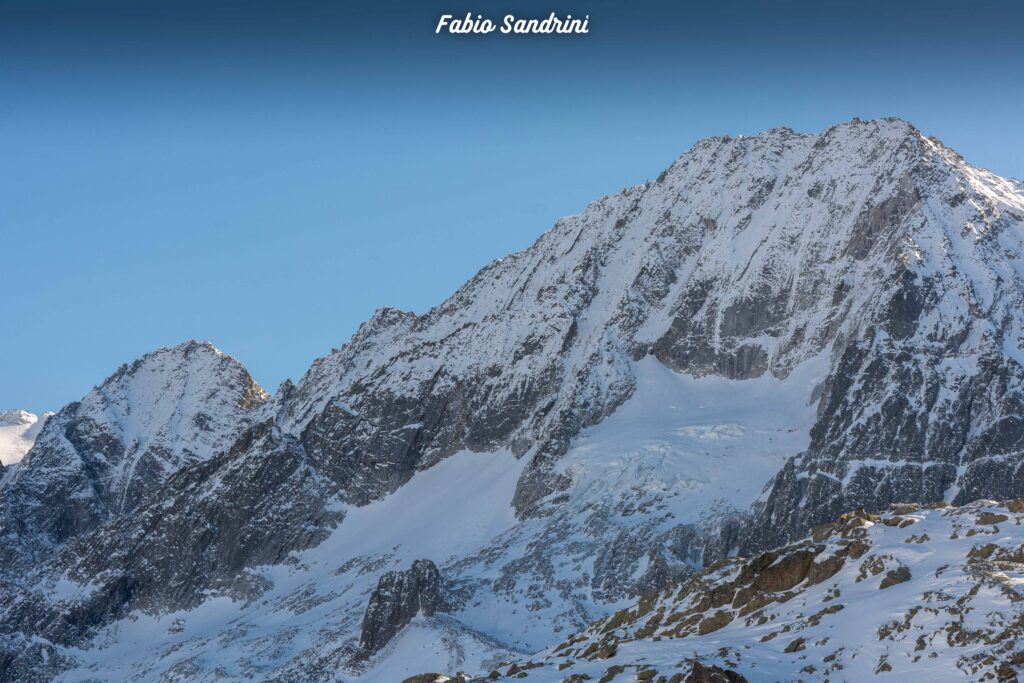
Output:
[
  {"xmin": 0, "ymin": 410, "xmax": 51, "ymax": 484},
  {"xmin": 2, "ymin": 117, "xmax": 1024, "ymax": 682}
]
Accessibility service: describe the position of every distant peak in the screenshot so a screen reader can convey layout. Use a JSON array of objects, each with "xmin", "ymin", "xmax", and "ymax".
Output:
[
  {"xmin": 0, "ymin": 410, "xmax": 46, "ymax": 466},
  {"xmin": 0, "ymin": 410, "xmax": 36, "ymax": 426}
]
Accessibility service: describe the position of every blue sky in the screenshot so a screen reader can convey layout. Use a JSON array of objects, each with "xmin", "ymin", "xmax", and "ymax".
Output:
[{"xmin": 2, "ymin": 0, "xmax": 1022, "ymax": 414}]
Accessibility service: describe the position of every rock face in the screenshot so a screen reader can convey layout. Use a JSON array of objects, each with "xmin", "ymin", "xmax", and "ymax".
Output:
[
  {"xmin": 0, "ymin": 419, "xmax": 342, "ymax": 675},
  {"xmin": 735, "ymin": 127, "xmax": 1024, "ymax": 550},
  {"xmin": 406, "ymin": 660, "xmax": 747, "ymax": 682},
  {"xmin": 3, "ymin": 118, "xmax": 1024, "ymax": 680},
  {"xmin": 359, "ymin": 559, "xmax": 448, "ymax": 653}
]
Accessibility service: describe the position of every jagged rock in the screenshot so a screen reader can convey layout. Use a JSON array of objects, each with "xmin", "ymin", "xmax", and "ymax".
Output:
[
  {"xmin": 597, "ymin": 664, "xmax": 626, "ymax": 683},
  {"xmin": 978, "ymin": 512, "xmax": 1009, "ymax": 526},
  {"xmin": 2, "ymin": 419, "xmax": 341, "ymax": 649},
  {"xmin": 879, "ymin": 565, "xmax": 911, "ymax": 589},
  {"xmin": 683, "ymin": 661, "xmax": 748, "ymax": 682},
  {"xmin": 0, "ymin": 634, "xmax": 71, "ymax": 682},
  {"xmin": 750, "ymin": 549, "xmax": 816, "ymax": 592},
  {"xmin": 1006, "ymin": 499, "xmax": 1024, "ymax": 514},
  {"xmin": 487, "ymin": 502, "xmax": 1024, "ymax": 681},
  {"xmin": 359, "ymin": 559, "xmax": 448, "ymax": 653},
  {"xmin": 697, "ymin": 610, "xmax": 732, "ymax": 635},
  {"xmin": 784, "ymin": 636, "xmax": 807, "ymax": 653},
  {"xmin": 806, "ymin": 553, "xmax": 845, "ymax": 585}
]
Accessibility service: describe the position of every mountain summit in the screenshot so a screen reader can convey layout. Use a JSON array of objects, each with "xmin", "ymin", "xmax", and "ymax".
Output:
[
  {"xmin": 0, "ymin": 340, "xmax": 268, "ymax": 568},
  {"xmin": 3, "ymin": 118, "xmax": 1024, "ymax": 681}
]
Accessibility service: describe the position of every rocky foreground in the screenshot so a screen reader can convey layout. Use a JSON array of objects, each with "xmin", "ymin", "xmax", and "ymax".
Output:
[{"xmin": 414, "ymin": 499, "xmax": 1024, "ymax": 682}]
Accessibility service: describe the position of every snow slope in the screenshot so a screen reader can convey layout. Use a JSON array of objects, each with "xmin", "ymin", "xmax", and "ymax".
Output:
[
  {"xmin": 554, "ymin": 354, "xmax": 827, "ymax": 530},
  {"xmin": 31, "ymin": 353, "xmax": 827, "ymax": 681},
  {"xmin": 49, "ymin": 449, "xmax": 527, "ymax": 681}
]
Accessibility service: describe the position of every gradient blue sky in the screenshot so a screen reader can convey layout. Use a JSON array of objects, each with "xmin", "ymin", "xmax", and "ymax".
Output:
[{"xmin": 2, "ymin": 0, "xmax": 1022, "ymax": 414}]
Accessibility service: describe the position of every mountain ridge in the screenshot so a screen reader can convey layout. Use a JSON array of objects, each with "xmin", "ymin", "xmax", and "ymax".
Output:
[{"xmin": 3, "ymin": 117, "xmax": 1024, "ymax": 680}]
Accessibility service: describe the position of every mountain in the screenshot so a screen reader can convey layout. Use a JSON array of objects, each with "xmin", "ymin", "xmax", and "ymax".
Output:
[
  {"xmin": 0, "ymin": 341, "xmax": 268, "ymax": 569},
  {"xmin": 0, "ymin": 410, "xmax": 51, "ymax": 489},
  {"xmin": 0, "ymin": 410, "xmax": 50, "ymax": 467},
  {"xmin": 2, "ymin": 118, "xmax": 1024, "ymax": 681}
]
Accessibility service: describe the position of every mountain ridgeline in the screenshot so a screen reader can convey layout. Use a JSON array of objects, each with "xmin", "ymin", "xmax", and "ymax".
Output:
[{"xmin": 2, "ymin": 118, "xmax": 1024, "ymax": 681}]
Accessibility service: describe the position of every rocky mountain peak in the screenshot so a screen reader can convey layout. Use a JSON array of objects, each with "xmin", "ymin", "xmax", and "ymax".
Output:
[
  {"xmin": 273, "ymin": 117, "xmax": 1024, "ymax": 521},
  {"xmin": 0, "ymin": 340, "xmax": 268, "ymax": 566},
  {"xmin": 0, "ymin": 410, "xmax": 36, "ymax": 426},
  {"xmin": 57, "ymin": 340, "xmax": 271, "ymax": 480},
  {"xmin": 99, "ymin": 339, "xmax": 268, "ymax": 408}
]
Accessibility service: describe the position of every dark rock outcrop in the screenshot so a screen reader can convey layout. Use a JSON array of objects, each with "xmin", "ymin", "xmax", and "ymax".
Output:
[
  {"xmin": 684, "ymin": 661, "xmax": 749, "ymax": 683},
  {"xmin": 358, "ymin": 559, "xmax": 448, "ymax": 653},
  {"xmin": 879, "ymin": 565, "xmax": 912, "ymax": 589}
]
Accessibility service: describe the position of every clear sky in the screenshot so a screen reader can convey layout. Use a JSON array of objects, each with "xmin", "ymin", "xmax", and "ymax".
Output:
[{"xmin": 1, "ymin": 0, "xmax": 1022, "ymax": 415}]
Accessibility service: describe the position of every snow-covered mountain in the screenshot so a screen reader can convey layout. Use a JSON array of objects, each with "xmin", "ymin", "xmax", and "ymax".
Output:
[
  {"xmin": 0, "ymin": 410, "xmax": 51, "ymax": 488},
  {"xmin": 2, "ymin": 118, "xmax": 1024, "ymax": 681},
  {"xmin": 0, "ymin": 341, "xmax": 268, "ymax": 569},
  {"xmin": 0, "ymin": 410, "xmax": 49, "ymax": 467}
]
